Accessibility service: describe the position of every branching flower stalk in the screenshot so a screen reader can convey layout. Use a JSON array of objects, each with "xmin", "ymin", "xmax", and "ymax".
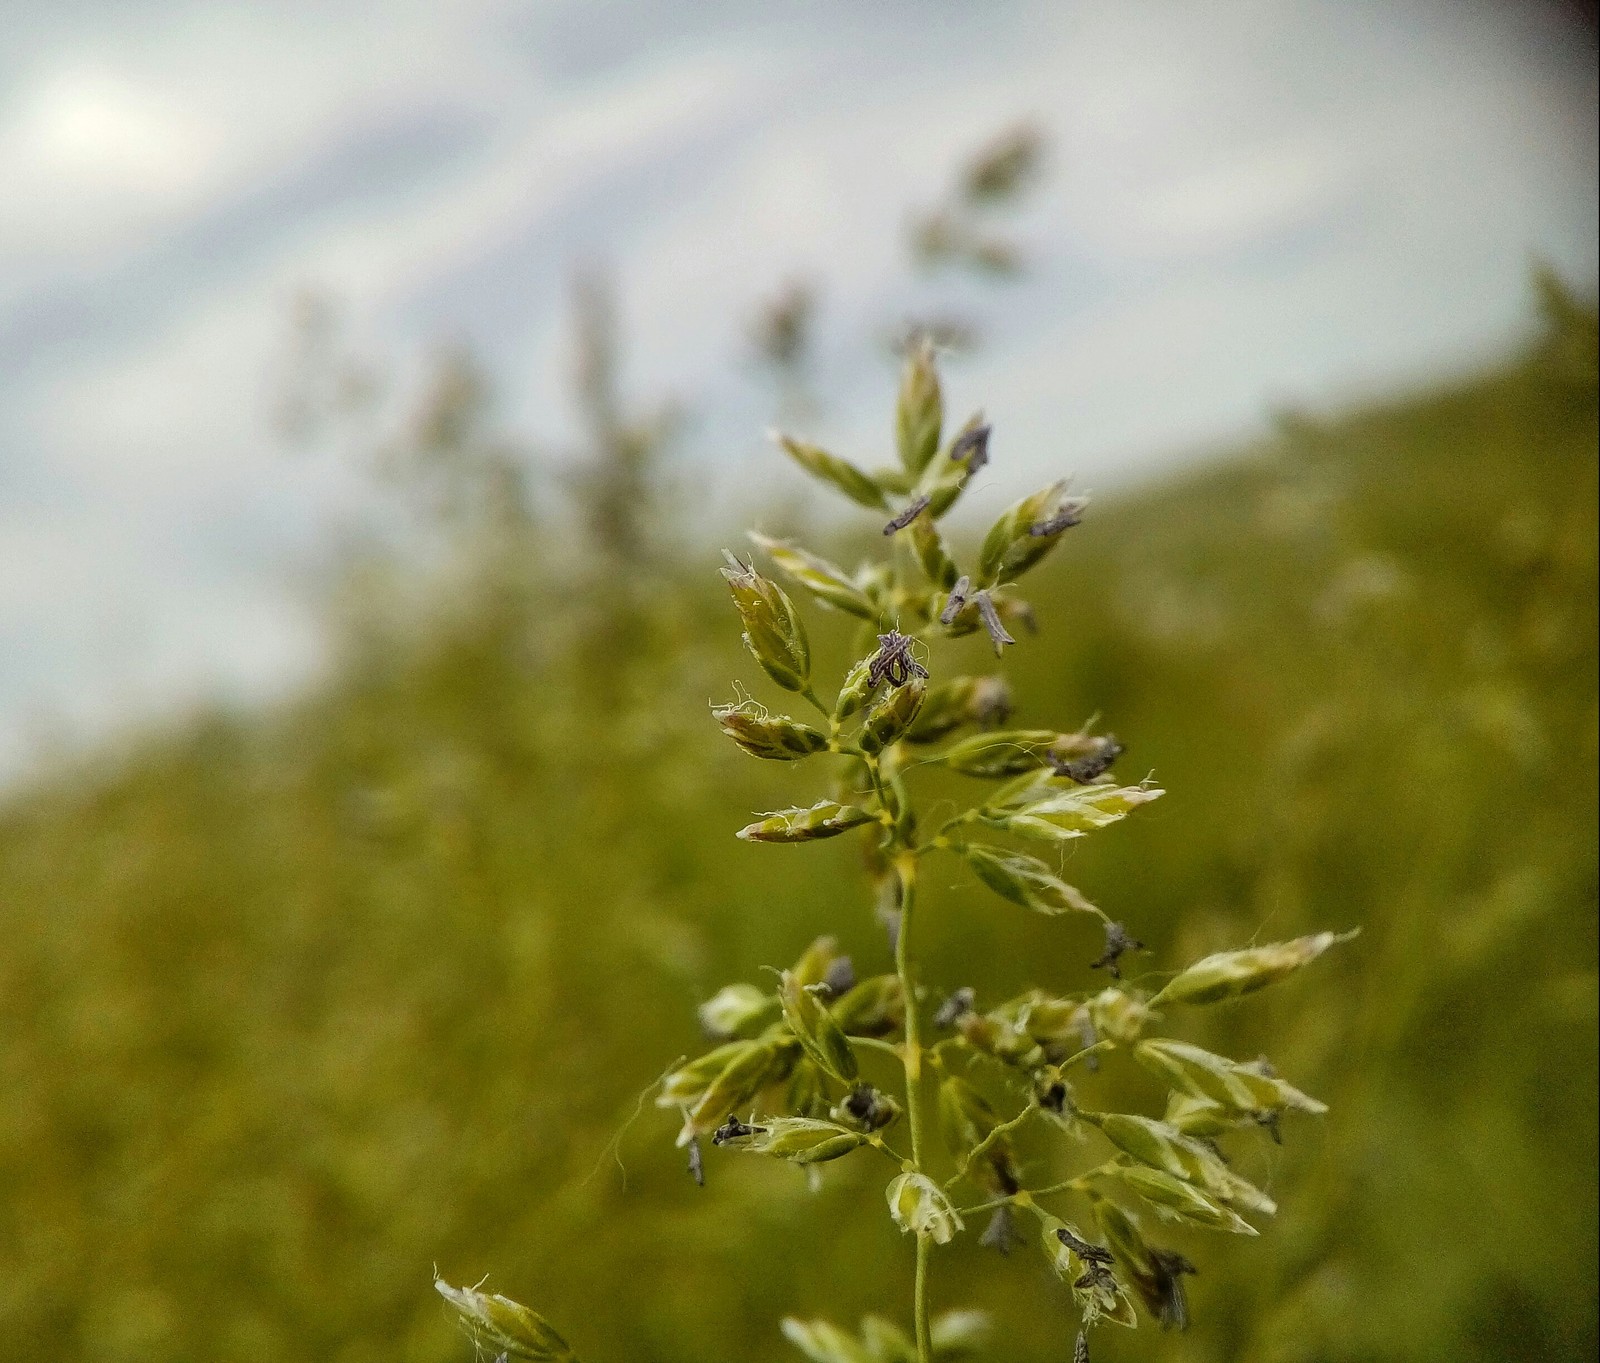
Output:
[{"xmin": 437, "ymin": 340, "xmax": 1355, "ymax": 1362}]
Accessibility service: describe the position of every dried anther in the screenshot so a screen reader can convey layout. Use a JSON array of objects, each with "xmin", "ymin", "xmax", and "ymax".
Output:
[
  {"xmin": 1037, "ymin": 1079, "xmax": 1068, "ymax": 1113},
  {"xmin": 1089, "ymin": 920, "xmax": 1145, "ymax": 981},
  {"xmin": 820, "ymin": 955, "xmax": 857, "ymax": 999},
  {"xmin": 1149, "ymin": 1249, "xmax": 1198, "ymax": 1330},
  {"xmin": 882, "ymin": 495, "xmax": 932, "ymax": 535},
  {"xmin": 711, "ymin": 1115, "xmax": 766, "ymax": 1146},
  {"xmin": 686, "ymin": 1135, "xmax": 705, "ymax": 1186},
  {"xmin": 1057, "ymin": 1226, "xmax": 1115, "ymax": 1267},
  {"xmin": 979, "ymin": 1205, "xmax": 1022, "ymax": 1254},
  {"xmin": 1048, "ymin": 735, "xmax": 1125, "ymax": 784},
  {"xmin": 1029, "ymin": 499, "xmax": 1086, "ymax": 536},
  {"xmin": 950, "ymin": 422, "xmax": 992, "ymax": 473},
  {"xmin": 842, "ymin": 1084, "xmax": 875, "ymax": 1121},
  {"xmin": 1074, "ymin": 1331, "xmax": 1090, "ymax": 1363},
  {"xmin": 1074, "ymin": 1261, "xmax": 1117, "ymax": 1293},
  {"xmin": 842, "ymin": 1083, "xmax": 897, "ymax": 1131},
  {"xmin": 868, "ymin": 631, "xmax": 930, "ymax": 688},
  {"xmin": 933, "ymin": 987, "xmax": 976, "ymax": 1029},
  {"xmin": 1253, "ymin": 1109, "xmax": 1284, "ymax": 1145},
  {"xmin": 939, "ymin": 575, "xmax": 972, "ymax": 625},
  {"xmin": 973, "ymin": 590, "xmax": 1015, "ymax": 653}
]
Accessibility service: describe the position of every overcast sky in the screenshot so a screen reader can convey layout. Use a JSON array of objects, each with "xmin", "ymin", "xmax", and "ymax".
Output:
[{"xmin": 0, "ymin": 0, "xmax": 1594, "ymax": 783}]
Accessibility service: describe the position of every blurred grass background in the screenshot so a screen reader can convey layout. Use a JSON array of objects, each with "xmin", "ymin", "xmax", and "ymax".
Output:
[{"xmin": 0, "ymin": 288, "xmax": 1594, "ymax": 1363}]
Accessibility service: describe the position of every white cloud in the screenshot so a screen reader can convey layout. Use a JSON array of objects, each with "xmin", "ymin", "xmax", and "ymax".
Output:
[
  {"xmin": 0, "ymin": 0, "xmax": 516, "ymax": 301},
  {"xmin": 0, "ymin": 64, "xmax": 220, "ymax": 285},
  {"xmin": 11, "ymin": 64, "xmax": 215, "ymax": 191},
  {"xmin": 0, "ymin": 0, "xmax": 1593, "ymax": 784}
]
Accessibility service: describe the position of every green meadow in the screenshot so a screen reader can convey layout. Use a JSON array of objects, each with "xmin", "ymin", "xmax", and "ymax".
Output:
[{"xmin": 1, "ymin": 299, "xmax": 1594, "ymax": 1363}]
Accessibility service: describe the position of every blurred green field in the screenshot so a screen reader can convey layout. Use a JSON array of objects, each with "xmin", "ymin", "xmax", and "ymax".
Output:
[{"xmin": 0, "ymin": 303, "xmax": 1594, "ymax": 1363}]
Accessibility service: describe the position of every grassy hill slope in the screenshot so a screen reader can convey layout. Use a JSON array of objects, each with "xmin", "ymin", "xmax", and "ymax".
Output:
[{"xmin": 0, "ymin": 320, "xmax": 1594, "ymax": 1363}]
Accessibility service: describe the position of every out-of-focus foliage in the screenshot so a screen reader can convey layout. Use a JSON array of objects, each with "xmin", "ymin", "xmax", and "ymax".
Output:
[
  {"xmin": 751, "ymin": 278, "xmax": 821, "ymax": 415},
  {"xmin": 911, "ymin": 123, "xmax": 1044, "ymax": 277},
  {"xmin": 0, "ymin": 298, "xmax": 1593, "ymax": 1362},
  {"xmin": 752, "ymin": 122, "xmax": 1043, "ymax": 427}
]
